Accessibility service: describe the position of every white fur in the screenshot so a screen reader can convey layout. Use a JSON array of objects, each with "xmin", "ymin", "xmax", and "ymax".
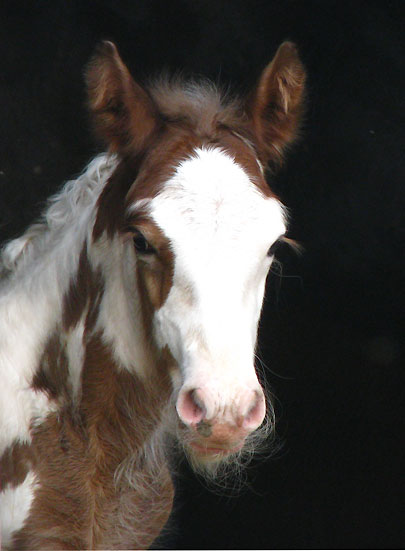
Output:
[
  {"xmin": 64, "ymin": 319, "xmax": 86, "ymax": 401},
  {"xmin": 0, "ymin": 472, "xmax": 38, "ymax": 548},
  {"xmin": 150, "ymin": 147, "xmax": 286, "ymax": 421},
  {"xmin": 0, "ymin": 286, "xmax": 62, "ymax": 455}
]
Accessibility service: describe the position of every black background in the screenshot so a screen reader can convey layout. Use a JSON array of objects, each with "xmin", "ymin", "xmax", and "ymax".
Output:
[{"xmin": 1, "ymin": 1, "xmax": 404, "ymax": 548}]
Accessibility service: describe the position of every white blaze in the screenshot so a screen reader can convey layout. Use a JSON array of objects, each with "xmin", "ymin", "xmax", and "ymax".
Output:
[{"xmin": 150, "ymin": 147, "xmax": 285, "ymax": 409}]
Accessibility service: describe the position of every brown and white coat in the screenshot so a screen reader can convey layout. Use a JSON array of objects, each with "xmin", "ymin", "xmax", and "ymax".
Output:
[{"xmin": 0, "ymin": 41, "xmax": 305, "ymax": 549}]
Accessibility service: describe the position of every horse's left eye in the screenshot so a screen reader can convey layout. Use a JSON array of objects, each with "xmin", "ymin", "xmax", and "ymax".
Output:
[
  {"xmin": 133, "ymin": 231, "xmax": 155, "ymax": 255},
  {"xmin": 268, "ymin": 238, "xmax": 283, "ymax": 257}
]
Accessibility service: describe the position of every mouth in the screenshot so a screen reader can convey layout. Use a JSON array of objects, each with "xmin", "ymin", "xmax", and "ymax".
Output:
[{"xmin": 189, "ymin": 440, "xmax": 245, "ymax": 457}]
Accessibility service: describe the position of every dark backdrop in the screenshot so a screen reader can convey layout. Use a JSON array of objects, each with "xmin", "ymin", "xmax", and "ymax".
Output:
[{"xmin": 1, "ymin": 1, "xmax": 404, "ymax": 548}]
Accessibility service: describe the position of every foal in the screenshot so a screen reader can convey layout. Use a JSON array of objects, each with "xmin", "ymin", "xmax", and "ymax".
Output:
[{"xmin": 0, "ymin": 41, "xmax": 305, "ymax": 549}]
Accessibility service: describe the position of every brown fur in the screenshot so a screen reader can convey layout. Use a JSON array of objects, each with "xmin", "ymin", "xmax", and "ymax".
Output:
[
  {"xmin": 133, "ymin": 220, "xmax": 175, "ymax": 317},
  {"xmin": 62, "ymin": 242, "xmax": 105, "ymax": 334},
  {"xmin": 62, "ymin": 245, "xmax": 93, "ymax": 330}
]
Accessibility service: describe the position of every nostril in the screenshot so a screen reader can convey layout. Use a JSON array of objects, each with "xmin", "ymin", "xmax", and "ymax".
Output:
[
  {"xmin": 243, "ymin": 390, "xmax": 266, "ymax": 431},
  {"xmin": 176, "ymin": 388, "xmax": 206, "ymax": 427}
]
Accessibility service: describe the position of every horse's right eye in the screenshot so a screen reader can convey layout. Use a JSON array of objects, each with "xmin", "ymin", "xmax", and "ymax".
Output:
[{"xmin": 133, "ymin": 231, "xmax": 155, "ymax": 255}]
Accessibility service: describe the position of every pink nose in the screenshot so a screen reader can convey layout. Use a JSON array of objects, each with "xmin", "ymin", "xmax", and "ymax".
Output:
[{"xmin": 176, "ymin": 386, "xmax": 266, "ymax": 435}]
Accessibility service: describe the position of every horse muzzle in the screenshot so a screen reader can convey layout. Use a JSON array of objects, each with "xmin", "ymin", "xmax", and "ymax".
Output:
[{"xmin": 176, "ymin": 385, "xmax": 266, "ymax": 459}]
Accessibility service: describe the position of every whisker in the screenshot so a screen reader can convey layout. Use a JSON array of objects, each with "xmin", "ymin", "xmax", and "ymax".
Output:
[{"xmin": 255, "ymin": 352, "xmax": 295, "ymax": 381}]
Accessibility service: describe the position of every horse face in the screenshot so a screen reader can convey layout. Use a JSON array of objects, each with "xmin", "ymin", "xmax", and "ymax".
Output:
[
  {"xmin": 87, "ymin": 40, "xmax": 305, "ymax": 464},
  {"xmin": 131, "ymin": 147, "xmax": 286, "ymax": 461}
]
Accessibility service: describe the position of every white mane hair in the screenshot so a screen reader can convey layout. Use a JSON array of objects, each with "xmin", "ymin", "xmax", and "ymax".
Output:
[{"xmin": 1, "ymin": 154, "xmax": 117, "ymax": 275}]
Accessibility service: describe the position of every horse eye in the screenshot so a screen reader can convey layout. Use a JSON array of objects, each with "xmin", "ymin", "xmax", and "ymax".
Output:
[
  {"xmin": 268, "ymin": 238, "xmax": 283, "ymax": 257},
  {"xmin": 132, "ymin": 231, "xmax": 155, "ymax": 255}
]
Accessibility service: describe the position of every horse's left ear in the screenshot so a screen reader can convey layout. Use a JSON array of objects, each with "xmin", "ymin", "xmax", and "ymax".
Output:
[
  {"xmin": 86, "ymin": 41, "xmax": 159, "ymax": 154},
  {"xmin": 247, "ymin": 41, "xmax": 306, "ymax": 168}
]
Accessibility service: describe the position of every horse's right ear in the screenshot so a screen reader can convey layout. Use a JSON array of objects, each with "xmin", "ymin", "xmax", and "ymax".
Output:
[{"xmin": 86, "ymin": 41, "xmax": 159, "ymax": 154}]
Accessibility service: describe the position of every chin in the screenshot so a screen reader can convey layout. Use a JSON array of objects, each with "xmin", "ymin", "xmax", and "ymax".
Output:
[
  {"xmin": 189, "ymin": 440, "xmax": 245, "ymax": 460},
  {"xmin": 181, "ymin": 438, "xmax": 247, "ymax": 482}
]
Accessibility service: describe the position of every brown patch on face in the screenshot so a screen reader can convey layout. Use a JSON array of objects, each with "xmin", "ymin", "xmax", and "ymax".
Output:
[
  {"xmin": 0, "ymin": 440, "xmax": 35, "ymax": 492},
  {"xmin": 124, "ymin": 216, "xmax": 175, "ymax": 345},
  {"xmin": 136, "ymin": 253, "xmax": 173, "ymax": 314},
  {"xmin": 12, "ymin": 334, "xmax": 174, "ymax": 550},
  {"xmin": 125, "ymin": 124, "xmax": 202, "ymax": 205},
  {"xmin": 133, "ymin": 219, "xmax": 174, "ymax": 301}
]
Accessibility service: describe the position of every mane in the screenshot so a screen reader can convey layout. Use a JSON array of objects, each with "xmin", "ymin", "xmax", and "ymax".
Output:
[
  {"xmin": 147, "ymin": 75, "xmax": 247, "ymax": 136},
  {"xmin": 0, "ymin": 154, "xmax": 117, "ymax": 276}
]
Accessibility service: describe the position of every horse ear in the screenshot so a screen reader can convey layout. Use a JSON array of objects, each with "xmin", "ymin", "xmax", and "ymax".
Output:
[
  {"xmin": 86, "ymin": 41, "xmax": 159, "ymax": 154},
  {"xmin": 247, "ymin": 42, "xmax": 306, "ymax": 168}
]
